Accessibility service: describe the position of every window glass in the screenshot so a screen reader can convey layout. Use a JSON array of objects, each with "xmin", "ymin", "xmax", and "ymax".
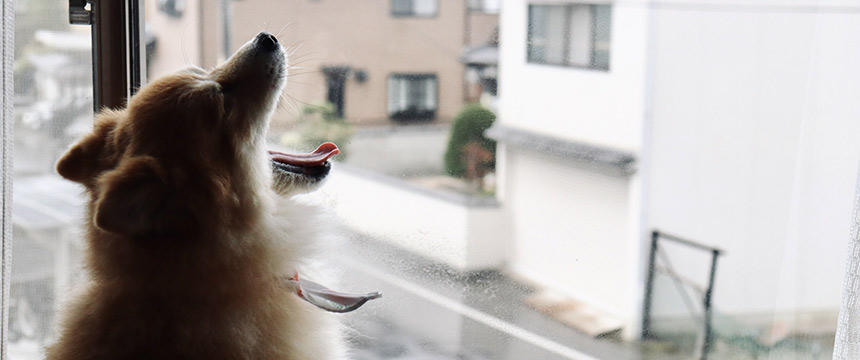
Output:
[
  {"xmin": 592, "ymin": 5, "xmax": 612, "ymax": 70},
  {"xmin": 567, "ymin": 4, "xmax": 593, "ymax": 66}
]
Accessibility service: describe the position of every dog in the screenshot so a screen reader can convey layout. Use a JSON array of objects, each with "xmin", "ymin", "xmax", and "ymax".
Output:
[{"xmin": 47, "ymin": 32, "xmax": 377, "ymax": 359}]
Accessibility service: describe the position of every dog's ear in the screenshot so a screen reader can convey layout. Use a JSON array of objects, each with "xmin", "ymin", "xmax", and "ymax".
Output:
[
  {"xmin": 93, "ymin": 156, "xmax": 173, "ymax": 236},
  {"xmin": 56, "ymin": 113, "xmax": 119, "ymax": 183}
]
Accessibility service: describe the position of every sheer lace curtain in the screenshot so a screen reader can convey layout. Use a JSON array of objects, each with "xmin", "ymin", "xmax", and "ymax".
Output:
[
  {"xmin": 0, "ymin": 0, "xmax": 14, "ymax": 358},
  {"xmin": 834, "ymin": 166, "xmax": 860, "ymax": 359}
]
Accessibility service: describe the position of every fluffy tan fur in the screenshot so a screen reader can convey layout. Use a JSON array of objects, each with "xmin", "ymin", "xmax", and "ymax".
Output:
[{"xmin": 47, "ymin": 33, "xmax": 344, "ymax": 359}]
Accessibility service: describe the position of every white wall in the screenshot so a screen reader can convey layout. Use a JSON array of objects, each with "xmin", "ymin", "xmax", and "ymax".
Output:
[
  {"xmin": 503, "ymin": 148, "xmax": 637, "ymax": 320},
  {"xmin": 344, "ymin": 125, "xmax": 448, "ymax": 177},
  {"xmin": 498, "ymin": 0, "xmax": 648, "ymax": 151},
  {"xmin": 646, "ymin": 5, "xmax": 860, "ymax": 317}
]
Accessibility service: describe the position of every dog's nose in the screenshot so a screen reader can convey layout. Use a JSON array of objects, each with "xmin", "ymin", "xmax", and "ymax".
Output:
[{"xmin": 255, "ymin": 32, "xmax": 279, "ymax": 51}]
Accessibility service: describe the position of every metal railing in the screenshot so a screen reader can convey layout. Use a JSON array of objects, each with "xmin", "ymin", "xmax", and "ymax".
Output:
[{"xmin": 641, "ymin": 230, "xmax": 723, "ymax": 360}]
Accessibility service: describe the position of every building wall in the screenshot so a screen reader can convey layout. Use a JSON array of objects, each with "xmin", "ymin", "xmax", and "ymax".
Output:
[
  {"xmin": 646, "ymin": 4, "xmax": 860, "ymax": 317},
  {"xmin": 495, "ymin": 0, "xmax": 649, "ymax": 327},
  {"xmin": 229, "ymin": 0, "xmax": 472, "ymax": 125},
  {"xmin": 145, "ymin": 0, "xmax": 203, "ymax": 78},
  {"xmin": 467, "ymin": 12, "xmax": 499, "ymax": 46},
  {"xmin": 503, "ymin": 147, "xmax": 637, "ymax": 319},
  {"xmin": 498, "ymin": 0, "xmax": 648, "ymax": 152}
]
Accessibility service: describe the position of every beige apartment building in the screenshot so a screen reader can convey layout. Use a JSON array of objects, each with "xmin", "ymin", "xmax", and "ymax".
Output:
[{"xmin": 145, "ymin": 0, "xmax": 498, "ymax": 126}]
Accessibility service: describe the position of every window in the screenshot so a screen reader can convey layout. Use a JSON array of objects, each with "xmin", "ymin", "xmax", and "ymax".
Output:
[
  {"xmin": 527, "ymin": 3, "xmax": 612, "ymax": 70},
  {"xmin": 468, "ymin": 0, "xmax": 501, "ymax": 14},
  {"xmin": 387, "ymin": 74, "xmax": 438, "ymax": 120},
  {"xmin": 391, "ymin": 0, "xmax": 438, "ymax": 17},
  {"xmin": 4, "ymin": 1, "xmax": 859, "ymax": 359}
]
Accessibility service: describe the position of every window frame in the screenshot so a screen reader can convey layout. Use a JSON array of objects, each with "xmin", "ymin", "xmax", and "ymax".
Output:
[
  {"xmin": 526, "ymin": 2, "xmax": 612, "ymax": 71},
  {"xmin": 386, "ymin": 73, "xmax": 439, "ymax": 121},
  {"xmin": 390, "ymin": 0, "xmax": 439, "ymax": 18},
  {"xmin": 0, "ymin": 0, "xmax": 13, "ymax": 355}
]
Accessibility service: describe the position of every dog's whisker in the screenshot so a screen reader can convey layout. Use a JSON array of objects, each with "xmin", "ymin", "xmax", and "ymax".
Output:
[
  {"xmin": 286, "ymin": 42, "xmax": 307, "ymax": 57},
  {"xmin": 282, "ymin": 92, "xmax": 315, "ymax": 110},
  {"xmin": 286, "ymin": 69, "xmax": 320, "ymax": 75},
  {"xmin": 286, "ymin": 58, "xmax": 318, "ymax": 68},
  {"xmin": 275, "ymin": 22, "xmax": 294, "ymax": 37}
]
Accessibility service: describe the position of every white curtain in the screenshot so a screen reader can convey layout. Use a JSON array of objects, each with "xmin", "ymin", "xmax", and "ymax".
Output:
[
  {"xmin": 0, "ymin": 0, "xmax": 14, "ymax": 358},
  {"xmin": 834, "ymin": 165, "xmax": 860, "ymax": 359}
]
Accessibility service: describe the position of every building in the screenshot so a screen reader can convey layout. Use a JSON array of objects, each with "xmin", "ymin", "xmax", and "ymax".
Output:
[
  {"xmin": 145, "ymin": 0, "xmax": 499, "ymax": 127},
  {"xmin": 493, "ymin": 0, "xmax": 860, "ymax": 345}
]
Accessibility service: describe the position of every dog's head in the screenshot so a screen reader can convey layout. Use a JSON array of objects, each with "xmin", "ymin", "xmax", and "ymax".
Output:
[{"xmin": 55, "ymin": 32, "xmax": 338, "ymax": 237}]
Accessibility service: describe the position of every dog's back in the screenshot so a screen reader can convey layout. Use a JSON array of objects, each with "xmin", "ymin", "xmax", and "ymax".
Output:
[{"xmin": 46, "ymin": 33, "xmax": 344, "ymax": 360}]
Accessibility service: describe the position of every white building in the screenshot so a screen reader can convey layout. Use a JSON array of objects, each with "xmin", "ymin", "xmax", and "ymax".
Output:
[{"xmin": 493, "ymin": 0, "xmax": 860, "ymax": 340}]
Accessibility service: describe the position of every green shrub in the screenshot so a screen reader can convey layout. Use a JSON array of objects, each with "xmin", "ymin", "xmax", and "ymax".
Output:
[{"xmin": 444, "ymin": 104, "xmax": 496, "ymax": 178}]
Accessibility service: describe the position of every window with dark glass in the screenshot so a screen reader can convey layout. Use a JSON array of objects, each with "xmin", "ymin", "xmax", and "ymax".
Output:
[
  {"xmin": 387, "ymin": 74, "xmax": 438, "ymax": 120},
  {"xmin": 527, "ymin": 3, "xmax": 612, "ymax": 70},
  {"xmin": 391, "ymin": 0, "xmax": 438, "ymax": 17}
]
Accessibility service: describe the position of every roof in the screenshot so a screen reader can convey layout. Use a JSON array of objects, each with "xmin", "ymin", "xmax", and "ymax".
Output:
[{"xmin": 486, "ymin": 124, "xmax": 637, "ymax": 175}]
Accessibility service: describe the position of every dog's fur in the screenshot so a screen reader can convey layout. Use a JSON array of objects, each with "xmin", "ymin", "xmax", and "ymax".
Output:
[{"xmin": 47, "ymin": 33, "xmax": 343, "ymax": 359}]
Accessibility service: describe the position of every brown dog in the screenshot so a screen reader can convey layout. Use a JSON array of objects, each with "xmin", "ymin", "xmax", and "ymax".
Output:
[{"xmin": 47, "ymin": 32, "xmax": 350, "ymax": 359}]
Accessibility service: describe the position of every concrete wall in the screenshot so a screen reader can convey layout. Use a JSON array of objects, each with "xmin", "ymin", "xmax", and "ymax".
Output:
[
  {"xmin": 498, "ymin": 0, "xmax": 648, "ymax": 152},
  {"xmin": 344, "ymin": 124, "xmax": 449, "ymax": 176},
  {"xmin": 229, "ymin": 0, "xmax": 472, "ymax": 125},
  {"xmin": 468, "ymin": 12, "xmax": 499, "ymax": 45},
  {"xmin": 323, "ymin": 166, "xmax": 510, "ymax": 271},
  {"xmin": 646, "ymin": 3, "xmax": 860, "ymax": 318}
]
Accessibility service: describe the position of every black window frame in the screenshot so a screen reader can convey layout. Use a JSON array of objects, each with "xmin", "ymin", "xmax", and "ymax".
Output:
[
  {"xmin": 526, "ymin": 3, "xmax": 612, "ymax": 71},
  {"xmin": 390, "ymin": 0, "xmax": 439, "ymax": 18},
  {"xmin": 387, "ymin": 73, "xmax": 439, "ymax": 121},
  {"xmin": 71, "ymin": 0, "xmax": 144, "ymax": 110}
]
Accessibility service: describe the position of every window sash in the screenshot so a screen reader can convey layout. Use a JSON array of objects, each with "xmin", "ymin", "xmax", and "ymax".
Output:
[
  {"xmin": 0, "ymin": 0, "xmax": 14, "ymax": 357},
  {"xmin": 527, "ymin": 3, "xmax": 611, "ymax": 70}
]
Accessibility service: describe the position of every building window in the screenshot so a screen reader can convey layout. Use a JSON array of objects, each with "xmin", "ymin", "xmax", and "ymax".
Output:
[
  {"xmin": 527, "ymin": 3, "xmax": 612, "ymax": 70},
  {"xmin": 468, "ymin": 0, "xmax": 500, "ymax": 13},
  {"xmin": 388, "ymin": 74, "xmax": 438, "ymax": 121},
  {"xmin": 391, "ymin": 0, "xmax": 438, "ymax": 17}
]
